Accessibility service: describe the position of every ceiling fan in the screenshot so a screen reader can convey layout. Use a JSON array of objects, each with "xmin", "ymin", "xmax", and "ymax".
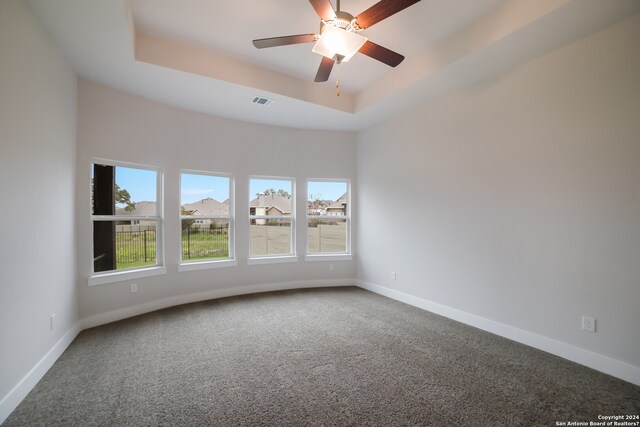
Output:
[{"xmin": 252, "ymin": 0, "xmax": 422, "ymax": 82}]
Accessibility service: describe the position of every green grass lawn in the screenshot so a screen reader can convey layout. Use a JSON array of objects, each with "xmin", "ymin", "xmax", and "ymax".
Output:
[
  {"xmin": 115, "ymin": 230, "xmax": 156, "ymax": 270},
  {"xmin": 180, "ymin": 231, "xmax": 229, "ymax": 262},
  {"xmin": 115, "ymin": 230, "xmax": 229, "ymax": 270},
  {"xmin": 114, "ymin": 224, "xmax": 345, "ymax": 270}
]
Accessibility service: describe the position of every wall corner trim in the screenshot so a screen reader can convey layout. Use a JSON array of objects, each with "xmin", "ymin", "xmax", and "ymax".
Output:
[
  {"xmin": 0, "ymin": 323, "xmax": 82, "ymax": 424},
  {"xmin": 356, "ymin": 280, "xmax": 640, "ymax": 387}
]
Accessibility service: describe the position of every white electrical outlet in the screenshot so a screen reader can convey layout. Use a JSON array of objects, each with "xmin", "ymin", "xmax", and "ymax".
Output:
[
  {"xmin": 131, "ymin": 283, "xmax": 138, "ymax": 293},
  {"xmin": 391, "ymin": 272, "xmax": 396, "ymax": 280},
  {"xmin": 582, "ymin": 316, "xmax": 596, "ymax": 333},
  {"xmin": 329, "ymin": 264, "xmax": 334, "ymax": 271},
  {"xmin": 50, "ymin": 313, "xmax": 55, "ymax": 331}
]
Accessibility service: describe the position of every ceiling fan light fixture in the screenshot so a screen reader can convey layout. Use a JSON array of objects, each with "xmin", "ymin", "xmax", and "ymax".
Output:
[
  {"xmin": 252, "ymin": 0, "xmax": 421, "ymax": 81},
  {"xmin": 312, "ymin": 25, "xmax": 367, "ymax": 63}
]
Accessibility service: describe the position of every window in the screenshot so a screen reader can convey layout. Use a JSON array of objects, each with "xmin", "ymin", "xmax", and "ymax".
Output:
[
  {"xmin": 91, "ymin": 161, "xmax": 162, "ymax": 274},
  {"xmin": 249, "ymin": 177, "xmax": 295, "ymax": 258},
  {"xmin": 307, "ymin": 180, "xmax": 350, "ymax": 255},
  {"xmin": 180, "ymin": 171, "xmax": 234, "ymax": 266}
]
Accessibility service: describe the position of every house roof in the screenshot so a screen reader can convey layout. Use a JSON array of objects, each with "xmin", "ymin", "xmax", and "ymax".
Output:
[
  {"xmin": 115, "ymin": 201, "xmax": 156, "ymax": 216},
  {"xmin": 325, "ymin": 193, "xmax": 348, "ymax": 210},
  {"xmin": 182, "ymin": 198, "xmax": 229, "ymax": 216},
  {"xmin": 250, "ymin": 194, "xmax": 291, "ymax": 214}
]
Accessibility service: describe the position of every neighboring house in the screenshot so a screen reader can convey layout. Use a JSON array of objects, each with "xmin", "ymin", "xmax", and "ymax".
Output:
[
  {"xmin": 250, "ymin": 194, "xmax": 291, "ymax": 225},
  {"xmin": 115, "ymin": 201, "xmax": 157, "ymax": 229},
  {"xmin": 182, "ymin": 198, "xmax": 229, "ymax": 228},
  {"xmin": 115, "ymin": 198, "xmax": 231, "ymax": 230},
  {"xmin": 306, "ymin": 199, "xmax": 333, "ymax": 216},
  {"xmin": 307, "ymin": 193, "xmax": 348, "ymax": 216},
  {"xmin": 115, "ymin": 200, "xmax": 157, "ymax": 217},
  {"xmin": 325, "ymin": 193, "xmax": 348, "ymax": 216}
]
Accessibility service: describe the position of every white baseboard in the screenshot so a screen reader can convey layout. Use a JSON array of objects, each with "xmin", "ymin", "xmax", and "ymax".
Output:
[
  {"xmin": 9, "ymin": 278, "xmax": 634, "ymax": 426},
  {"xmin": 0, "ymin": 322, "xmax": 82, "ymax": 424},
  {"xmin": 356, "ymin": 280, "xmax": 640, "ymax": 387},
  {"xmin": 81, "ymin": 278, "xmax": 355, "ymax": 330}
]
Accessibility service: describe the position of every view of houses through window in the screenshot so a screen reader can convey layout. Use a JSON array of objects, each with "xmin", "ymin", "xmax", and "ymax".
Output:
[
  {"xmin": 91, "ymin": 165, "xmax": 350, "ymax": 276},
  {"xmin": 307, "ymin": 181, "xmax": 349, "ymax": 254},
  {"xmin": 180, "ymin": 172, "xmax": 232, "ymax": 262},
  {"xmin": 249, "ymin": 178, "xmax": 294, "ymax": 257},
  {"xmin": 91, "ymin": 162, "xmax": 160, "ymax": 272}
]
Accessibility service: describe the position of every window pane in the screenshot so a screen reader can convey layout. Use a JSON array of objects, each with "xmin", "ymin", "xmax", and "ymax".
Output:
[
  {"xmin": 181, "ymin": 219, "xmax": 229, "ymax": 261},
  {"xmin": 250, "ymin": 219, "xmax": 292, "ymax": 256},
  {"xmin": 307, "ymin": 219, "xmax": 347, "ymax": 253},
  {"xmin": 249, "ymin": 178, "xmax": 292, "ymax": 217},
  {"xmin": 307, "ymin": 181, "xmax": 347, "ymax": 216},
  {"xmin": 91, "ymin": 164, "xmax": 157, "ymax": 216},
  {"xmin": 181, "ymin": 173, "xmax": 230, "ymax": 216},
  {"xmin": 93, "ymin": 221, "xmax": 157, "ymax": 272}
]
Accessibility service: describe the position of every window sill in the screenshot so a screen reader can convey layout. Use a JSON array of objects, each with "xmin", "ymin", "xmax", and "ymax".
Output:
[
  {"xmin": 305, "ymin": 254, "xmax": 353, "ymax": 262},
  {"xmin": 247, "ymin": 256, "xmax": 299, "ymax": 265},
  {"xmin": 88, "ymin": 266, "xmax": 167, "ymax": 286},
  {"xmin": 178, "ymin": 259, "xmax": 237, "ymax": 272}
]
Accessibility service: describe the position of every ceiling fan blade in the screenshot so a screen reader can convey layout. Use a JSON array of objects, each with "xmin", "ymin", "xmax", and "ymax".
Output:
[
  {"xmin": 314, "ymin": 56, "xmax": 335, "ymax": 82},
  {"xmin": 309, "ymin": 0, "xmax": 336, "ymax": 21},
  {"xmin": 355, "ymin": 0, "xmax": 421, "ymax": 29},
  {"xmin": 358, "ymin": 40, "xmax": 404, "ymax": 67},
  {"xmin": 252, "ymin": 34, "xmax": 317, "ymax": 49}
]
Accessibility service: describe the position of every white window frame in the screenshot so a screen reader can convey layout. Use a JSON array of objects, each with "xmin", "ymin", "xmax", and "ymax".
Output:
[
  {"xmin": 247, "ymin": 175, "xmax": 297, "ymax": 264},
  {"xmin": 178, "ymin": 169, "xmax": 236, "ymax": 271},
  {"xmin": 305, "ymin": 178, "xmax": 352, "ymax": 261},
  {"xmin": 88, "ymin": 158, "xmax": 165, "ymax": 286}
]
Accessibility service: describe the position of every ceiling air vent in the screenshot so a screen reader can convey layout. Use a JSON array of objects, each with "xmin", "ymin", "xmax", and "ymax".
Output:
[{"xmin": 251, "ymin": 96, "xmax": 274, "ymax": 107}]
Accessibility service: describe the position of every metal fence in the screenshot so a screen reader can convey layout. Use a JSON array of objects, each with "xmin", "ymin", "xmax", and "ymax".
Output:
[
  {"xmin": 115, "ymin": 229, "xmax": 157, "ymax": 266},
  {"xmin": 182, "ymin": 226, "xmax": 229, "ymax": 260},
  {"xmin": 114, "ymin": 227, "xmax": 229, "ymax": 267}
]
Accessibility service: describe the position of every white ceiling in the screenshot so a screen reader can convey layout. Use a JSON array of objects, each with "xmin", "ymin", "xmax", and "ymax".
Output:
[
  {"xmin": 130, "ymin": 0, "xmax": 504, "ymax": 93},
  {"xmin": 27, "ymin": 0, "xmax": 640, "ymax": 131}
]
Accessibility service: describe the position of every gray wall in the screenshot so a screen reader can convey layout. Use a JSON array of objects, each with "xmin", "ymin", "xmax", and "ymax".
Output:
[
  {"xmin": 76, "ymin": 80, "xmax": 357, "ymax": 319},
  {"xmin": 0, "ymin": 0, "xmax": 78, "ymax": 406},
  {"xmin": 356, "ymin": 14, "xmax": 640, "ymax": 368}
]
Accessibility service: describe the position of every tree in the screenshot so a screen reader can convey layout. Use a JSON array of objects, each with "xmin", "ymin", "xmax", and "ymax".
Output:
[
  {"xmin": 256, "ymin": 188, "xmax": 291, "ymax": 199},
  {"xmin": 257, "ymin": 188, "xmax": 276, "ymax": 198},
  {"xmin": 277, "ymin": 189, "xmax": 291, "ymax": 199},
  {"xmin": 307, "ymin": 194, "xmax": 327, "ymax": 216},
  {"xmin": 181, "ymin": 208, "xmax": 195, "ymax": 230},
  {"xmin": 115, "ymin": 184, "xmax": 136, "ymax": 212},
  {"xmin": 90, "ymin": 178, "xmax": 136, "ymax": 212}
]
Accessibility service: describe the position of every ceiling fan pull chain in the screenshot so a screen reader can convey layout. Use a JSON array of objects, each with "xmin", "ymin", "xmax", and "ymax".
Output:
[{"xmin": 335, "ymin": 62, "xmax": 341, "ymax": 96}]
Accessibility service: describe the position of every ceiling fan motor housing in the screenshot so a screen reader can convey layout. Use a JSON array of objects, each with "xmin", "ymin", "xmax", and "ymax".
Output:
[{"xmin": 320, "ymin": 11, "xmax": 362, "ymax": 34}]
